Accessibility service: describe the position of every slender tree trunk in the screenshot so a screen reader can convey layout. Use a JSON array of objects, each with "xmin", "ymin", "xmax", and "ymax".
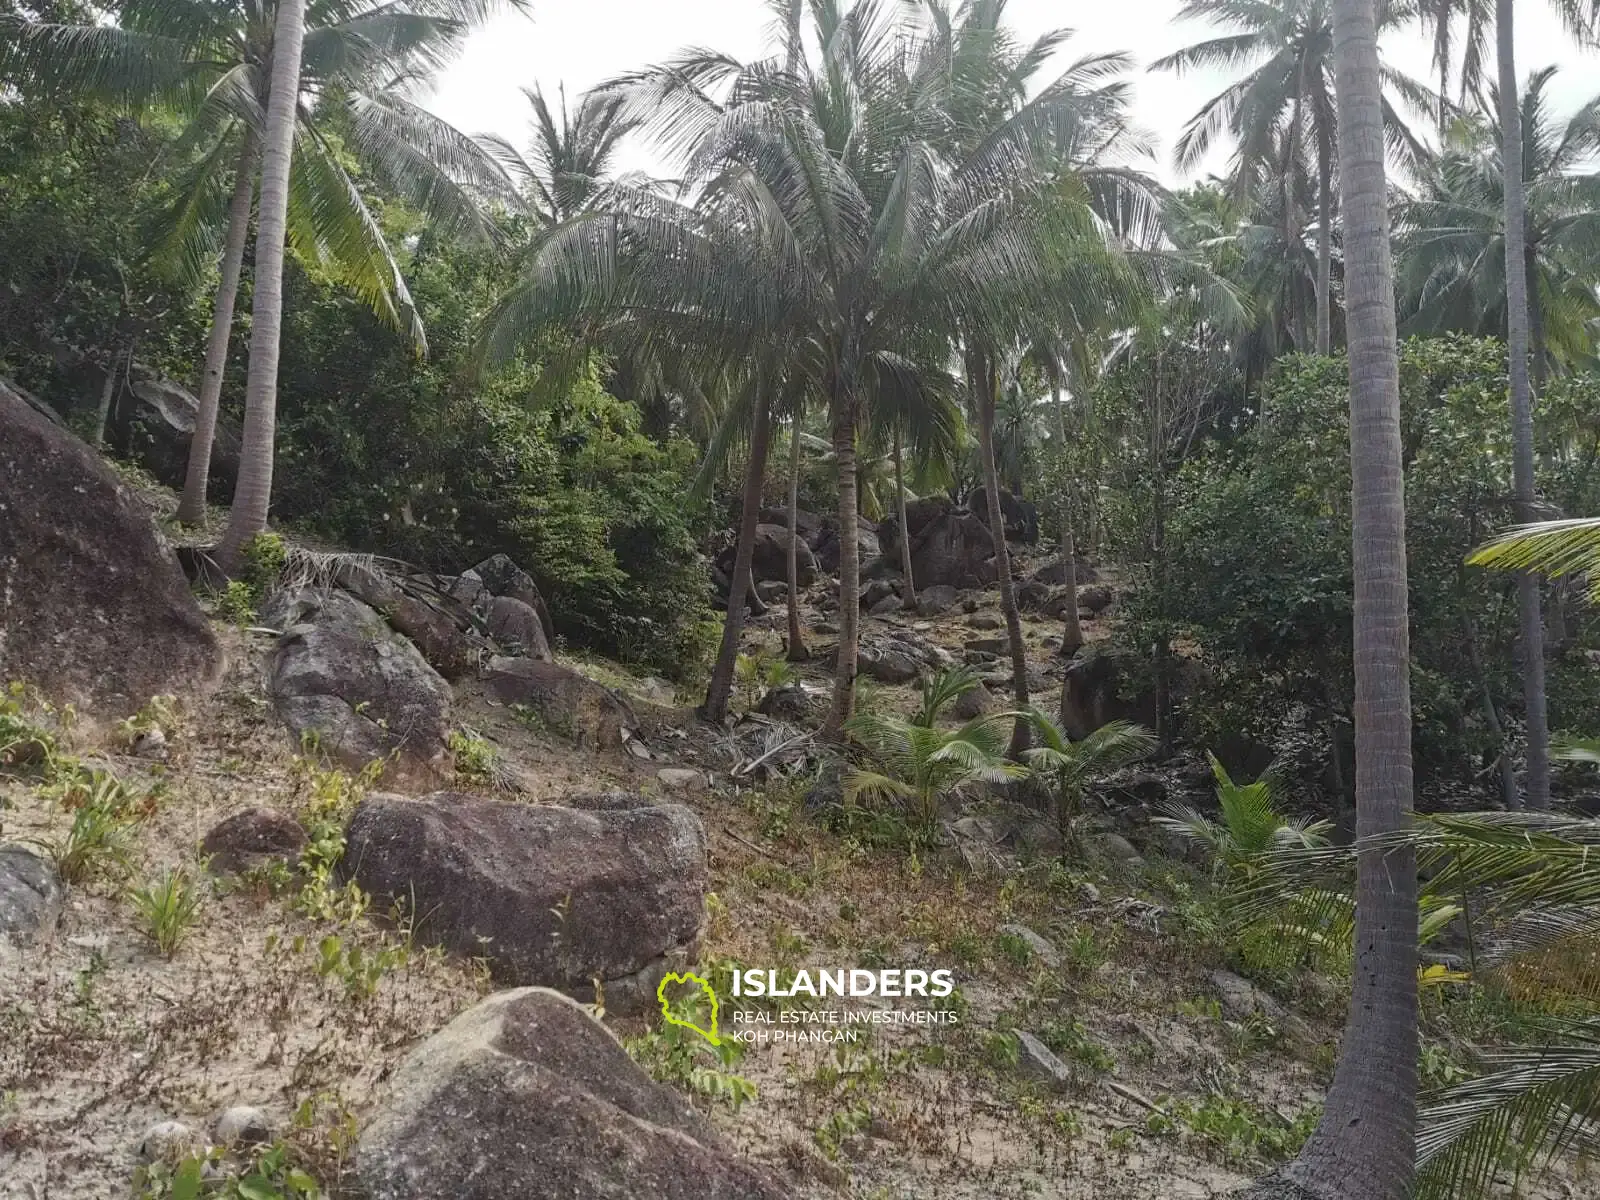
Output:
[
  {"xmin": 704, "ymin": 391, "xmax": 774, "ymax": 723},
  {"xmin": 217, "ymin": 0, "xmax": 307, "ymax": 568},
  {"xmin": 972, "ymin": 349, "xmax": 1030, "ymax": 756},
  {"xmin": 1316, "ymin": 127, "xmax": 1334, "ymax": 355},
  {"xmin": 823, "ymin": 383, "xmax": 860, "ymax": 738},
  {"xmin": 785, "ymin": 415, "xmax": 809, "ymax": 661},
  {"xmin": 1239, "ymin": 0, "xmax": 1419, "ymax": 1194},
  {"xmin": 1496, "ymin": 0, "xmax": 1550, "ymax": 810},
  {"xmin": 893, "ymin": 423, "xmax": 918, "ymax": 611},
  {"xmin": 1527, "ymin": 251, "xmax": 1547, "ymax": 395},
  {"xmin": 178, "ymin": 132, "xmax": 257, "ymax": 526},
  {"xmin": 92, "ymin": 340, "xmax": 124, "ymax": 448},
  {"xmin": 1051, "ymin": 380, "xmax": 1083, "ymax": 656}
]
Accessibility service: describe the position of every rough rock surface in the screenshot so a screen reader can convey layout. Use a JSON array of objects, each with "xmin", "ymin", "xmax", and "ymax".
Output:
[
  {"xmin": 265, "ymin": 588, "xmax": 453, "ymax": 782},
  {"xmin": 200, "ymin": 808, "xmax": 309, "ymax": 876},
  {"xmin": 354, "ymin": 988, "xmax": 787, "ymax": 1200},
  {"xmin": 342, "ymin": 793, "xmax": 707, "ymax": 1014},
  {"xmin": 468, "ymin": 554, "xmax": 554, "ymax": 644},
  {"xmin": 0, "ymin": 846, "xmax": 65, "ymax": 948},
  {"xmin": 486, "ymin": 596, "xmax": 553, "ymax": 661},
  {"xmin": 483, "ymin": 656, "xmax": 637, "ymax": 749},
  {"xmin": 724, "ymin": 523, "xmax": 817, "ymax": 587},
  {"xmin": 124, "ymin": 372, "xmax": 241, "ymax": 497},
  {"xmin": 0, "ymin": 386, "xmax": 221, "ymax": 715}
]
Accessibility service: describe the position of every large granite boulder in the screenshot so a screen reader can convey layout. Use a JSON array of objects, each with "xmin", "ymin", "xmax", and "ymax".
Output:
[
  {"xmin": 333, "ymin": 561, "xmax": 478, "ymax": 681},
  {"xmin": 483, "ymin": 657, "xmax": 637, "ymax": 749},
  {"xmin": 354, "ymin": 988, "xmax": 787, "ymax": 1200},
  {"xmin": 466, "ymin": 554, "xmax": 554, "ymax": 644},
  {"xmin": 879, "ymin": 496, "xmax": 999, "ymax": 591},
  {"xmin": 265, "ymin": 588, "xmax": 452, "ymax": 783},
  {"xmin": 342, "ymin": 793, "xmax": 708, "ymax": 1014},
  {"xmin": 717, "ymin": 524, "xmax": 817, "ymax": 588},
  {"xmin": 485, "ymin": 596, "xmax": 552, "ymax": 661},
  {"xmin": 0, "ymin": 384, "xmax": 221, "ymax": 715},
  {"xmin": 122, "ymin": 372, "xmax": 242, "ymax": 499}
]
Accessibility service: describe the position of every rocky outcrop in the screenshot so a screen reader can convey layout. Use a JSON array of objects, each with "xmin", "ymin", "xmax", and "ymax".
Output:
[
  {"xmin": 485, "ymin": 596, "xmax": 552, "ymax": 662},
  {"xmin": 342, "ymin": 793, "xmax": 708, "ymax": 1014},
  {"xmin": 972, "ymin": 486, "xmax": 1039, "ymax": 544},
  {"xmin": 717, "ymin": 524, "xmax": 817, "ymax": 588},
  {"xmin": 334, "ymin": 562, "xmax": 478, "ymax": 680},
  {"xmin": 878, "ymin": 497, "xmax": 1000, "ymax": 591},
  {"xmin": 354, "ymin": 988, "xmax": 787, "ymax": 1200},
  {"xmin": 122, "ymin": 372, "xmax": 241, "ymax": 499},
  {"xmin": 483, "ymin": 657, "xmax": 637, "ymax": 749},
  {"xmin": 265, "ymin": 588, "xmax": 452, "ymax": 783},
  {"xmin": 0, "ymin": 385, "xmax": 221, "ymax": 715},
  {"xmin": 465, "ymin": 554, "xmax": 555, "ymax": 645}
]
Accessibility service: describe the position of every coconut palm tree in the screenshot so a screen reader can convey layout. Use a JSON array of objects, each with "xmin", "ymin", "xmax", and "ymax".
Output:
[
  {"xmin": 487, "ymin": 83, "xmax": 638, "ymax": 226},
  {"xmin": 1237, "ymin": 0, "xmax": 1420, "ymax": 1193},
  {"xmin": 1023, "ymin": 711, "xmax": 1156, "ymax": 842},
  {"xmin": 1413, "ymin": 0, "xmax": 1600, "ymax": 811},
  {"xmin": 1395, "ymin": 68, "xmax": 1600, "ymax": 386},
  {"xmin": 1152, "ymin": 0, "xmax": 1428, "ymax": 356},
  {"xmin": 1, "ymin": 0, "xmax": 519, "ymax": 534}
]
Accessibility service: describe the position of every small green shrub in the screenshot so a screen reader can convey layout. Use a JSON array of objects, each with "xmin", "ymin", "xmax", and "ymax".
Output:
[
  {"xmin": 241, "ymin": 531, "xmax": 288, "ymax": 593},
  {"xmin": 216, "ymin": 580, "xmax": 258, "ymax": 624},
  {"xmin": 46, "ymin": 768, "xmax": 147, "ymax": 883},
  {"xmin": 129, "ymin": 869, "xmax": 205, "ymax": 957},
  {"xmin": 447, "ymin": 730, "xmax": 496, "ymax": 782}
]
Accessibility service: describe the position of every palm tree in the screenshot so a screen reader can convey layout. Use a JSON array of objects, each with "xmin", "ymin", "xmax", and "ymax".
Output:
[
  {"xmin": 1156, "ymin": 754, "xmax": 1333, "ymax": 887},
  {"xmin": 2, "ymin": 0, "xmax": 519, "ymax": 534},
  {"xmin": 1414, "ymin": 0, "xmax": 1600, "ymax": 811},
  {"xmin": 1152, "ymin": 0, "xmax": 1428, "ymax": 356},
  {"xmin": 1238, "ymin": 0, "xmax": 1420, "ymax": 1193},
  {"xmin": 844, "ymin": 666, "xmax": 1024, "ymax": 837},
  {"xmin": 1396, "ymin": 69, "xmax": 1600, "ymax": 388},
  {"xmin": 1023, "ymin": 712, "xmax": 1156, "ymax": 842},
  {"xmin": 488, "ymin": 83, "xmax": 638, "ymax": 226}
]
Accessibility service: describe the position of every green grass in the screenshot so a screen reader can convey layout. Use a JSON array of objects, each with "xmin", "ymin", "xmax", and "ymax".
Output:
[{"xmin": 128, "ymin": 869, "xmax": 205, "ymax": 958}]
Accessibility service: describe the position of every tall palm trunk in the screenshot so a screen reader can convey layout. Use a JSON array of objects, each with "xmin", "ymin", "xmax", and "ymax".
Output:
[
  {"xmin": 704, "ymin": 390, "xmax": 774, "ymax": 723},
  {"xmin": 217, "ymin": 0, "xmax": 307, "ymax": 567},
  {"xmin": 1051, "ymin": 379, "xmax": 1083, "ymax": 656},
  {"xmin": 1241, "ymin": 0, "xmax": 1418, "ymax": 1194},
  {"xmin": 92, "ymin": 338, "xmax": 126, "ymax": 448},
  {"xmin": 972, "ymin": 349, "xmax": 1029, "ymax": 756},
  {"xmin": 1315, "ymin": 127, "xmax": 1333, "ymax": 355},
  {"xmin": 823, "ymin": 384, "xmax": 860, "ymax": 738},
  {"xmin": 893, "ymin": 423, "xmax": 917, "ymax": 611},
  {"xmin": 785, "ymin": 414, "xmax": 809, "ymax": 661},
  {"xmin": 178, "ymin": 132, "xmax": 257, "ymax": 526},
  {"xmin": 1496, "ymin": 0, "xmax": 1550, "ymax": 810}
]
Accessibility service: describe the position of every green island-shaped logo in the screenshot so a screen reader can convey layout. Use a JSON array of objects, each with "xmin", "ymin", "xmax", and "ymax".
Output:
[{"xmin": 657, "ymin": 971, "xmax": 721, "ymax": 1046}]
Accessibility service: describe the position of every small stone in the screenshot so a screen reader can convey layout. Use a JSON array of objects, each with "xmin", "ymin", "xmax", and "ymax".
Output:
[
  {"xmin": 0, "ymin": 846, "xmax": 65, "ymax": 947},
  {"xmin": 201, "ymin": 808, "xmax": 308, "ymax": 877},
  {"xmin": 916, "ymin": 585, "xmax": 960, "ymax": 616},
  {"xmin": 1015, "ymin": 1031, "xmax": 1072, "ymax": 1089},
  {"xmin": 139, "ymin": 1120, "xmax": 205, "ymax": 1163},
  {"xmin": 966, "ymin": 613, "xmax": 1002, "ymax": 630},
  {"xmin": 656, "ymin": 767, "xmax": 705, "ymax": 792},
  {"xmin": 868, "ymin": 595, "xmax": 901, "ymax": 617},
  {"xmin": 950, "ymin": 684, "xmax": 994, "ymax": 720},
  {"xmin": 132, "ymin": 728, "xmax": 168, "ymax": 759},
  {"xmin": 214, "ymin": 1105, "xmax": 272, "ymax": 1148},
  {"xmin": 1077, "ymin": 882, "xmax": 1102, "ymax": 905},
  {"xmin": 999, "ymin": 923, "xmax": 1061, "ymax": 970},
  {"xmin": 1095, "ymin": 832, "xmax": 1143, "ymax": 864}
]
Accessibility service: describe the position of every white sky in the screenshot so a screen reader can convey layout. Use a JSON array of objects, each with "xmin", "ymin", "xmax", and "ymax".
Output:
[{"xmin": 425, "ymin": 0, "xmax": 1597, "ymax": 185}]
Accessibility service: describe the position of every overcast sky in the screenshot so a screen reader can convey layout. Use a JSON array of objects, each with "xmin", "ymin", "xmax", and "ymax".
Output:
[{"xmin": 424, "ymin": 0, "xmax": 1596, "ymax": 185}]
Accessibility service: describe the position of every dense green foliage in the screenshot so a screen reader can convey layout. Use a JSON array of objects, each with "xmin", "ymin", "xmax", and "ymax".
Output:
[{"xmin": 1113, "ymin": 337, "xmax": 1600, "ymax": 797}]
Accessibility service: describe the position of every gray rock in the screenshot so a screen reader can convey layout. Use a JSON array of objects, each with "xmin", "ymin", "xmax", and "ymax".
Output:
[
  {"xmin": 0, "ymin": 385, "xmax": 221, "ymax": 716},
  {"xmin": 0, "ymin": 846, "xmax": 64, "ymax": 947},
  {"xmin": 858, "ymin": 643, "xmax": 922, "ymax": 684},
  {"xmin": 966, "ymin": 613, "xmax": 1003, "ymax": 630},
  {"xmin": 999, "ymin": 924, "xmax": 1061, "ymax": 970},
  {"xmin": 342, "ymin": 793, "xmax": 707, "ymax": 1015},
  {"xmin": 213, "ymin": 1106, "xmax": 272, "ymax": 1148},
  {"xmin": 139, "ymin": 1120, "xmax": 205, "ymax": 1164},
  {"xmin": 353, "ymin": 989, "xmax": 787, "ymax": 1200},
  {"xmin": 484, "ymin": 657, "xmax": 637, "ymax": 750},
  {"xmin": 1077, "ymin": 584, "xmax": 1115, "ymax": 616},
  {"xmin": 1015, "ymin": 1031, "xmax": 1072, "ymax": 1089},
  {"xmin": 486, "ymin": 596, "xmax": 553, "ymax": 662},
  {"xmin": 950, "ymin": 683, "xmax": 995, "ymax": 720},
  {"xmin": 916, "ymin": 584, "xmax": 960, "ymax": 616},
  {"xmin": 862, "ymin": 578, "xmax": 900, "ymax": 609},
  {"xmin": 266, "ymin": 588, "xmax": 453, "ymax": 784},
  {"xmin": 1095, "ymin": 832, "xmax": 1144, "ymax": 864},
  {"xmin": 201, "ymin": 808, "xmax": 308, "ymax": 877},
  {"xmin": 868, "ymin": 594, "xmax": 902, "ymax": 617},
  {"xmin": 131, "ymin": 728, "xmax": 168, "ymax": 760},
  {"xmin": 757, "ymin": 683, "xmax": 815, "ymax": 721},
  {"xmin": 1210, "ymin": 969, "xmax": 1316, "ymax": 1048},
  {"xmin": 469, "ymin": 554, "xmax": 555, "ymax": 643},
  {"xmin": 656, "ymin": 767, "xmax": 705, "ymax": 792}
]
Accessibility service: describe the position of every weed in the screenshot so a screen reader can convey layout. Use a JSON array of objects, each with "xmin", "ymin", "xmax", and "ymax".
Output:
[
  {"xmin": 216, "ymin": 579, "xmax": 258, "ymax": 624},
  {"xmin": 314, "ymin": 933, "xmax": 409, "ymax": 1000},
  {"xmin": 242, "ymin": 532, "xmax": 288, "ymax": 593},
  {"xmin": 1038, "ymin": 1020, "xmax": 1115, "ymax": 1074},
  {"xmin": 627, "ymin": 1002, "xmax": 757, "ymax": 1113},
  {"xmin": 984, "ymin": 1030, "xmax": 1022, "ymax": 1069},
  {"xmin": 0, "ymin": 682, "xmax": 57, "ymax": 770},
  {"xmin": 1063, "ymin": 926, "xmax": 1108, "ymax": 975},
  {"xmin": 447, "ymin": 730, "xmax": 496, "ymax": 782},
  {"xmin": 44, "ymin": 768, "xmax": 147, "ymax": 883},
  {"xmin": 1175, "ymin": 1094, "xmax": 1321, "ymax": 1166},
  {"xmin": 996, "ymin": 929, "xmax": 1035, "ymax": 969},
  {"xmin": 129, "ymin": 869, "xmax": 205, "ymax": 957},
  {"xmin": 813, "ymin": 1104, "xmax": 872, "ymax": 1160}
]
